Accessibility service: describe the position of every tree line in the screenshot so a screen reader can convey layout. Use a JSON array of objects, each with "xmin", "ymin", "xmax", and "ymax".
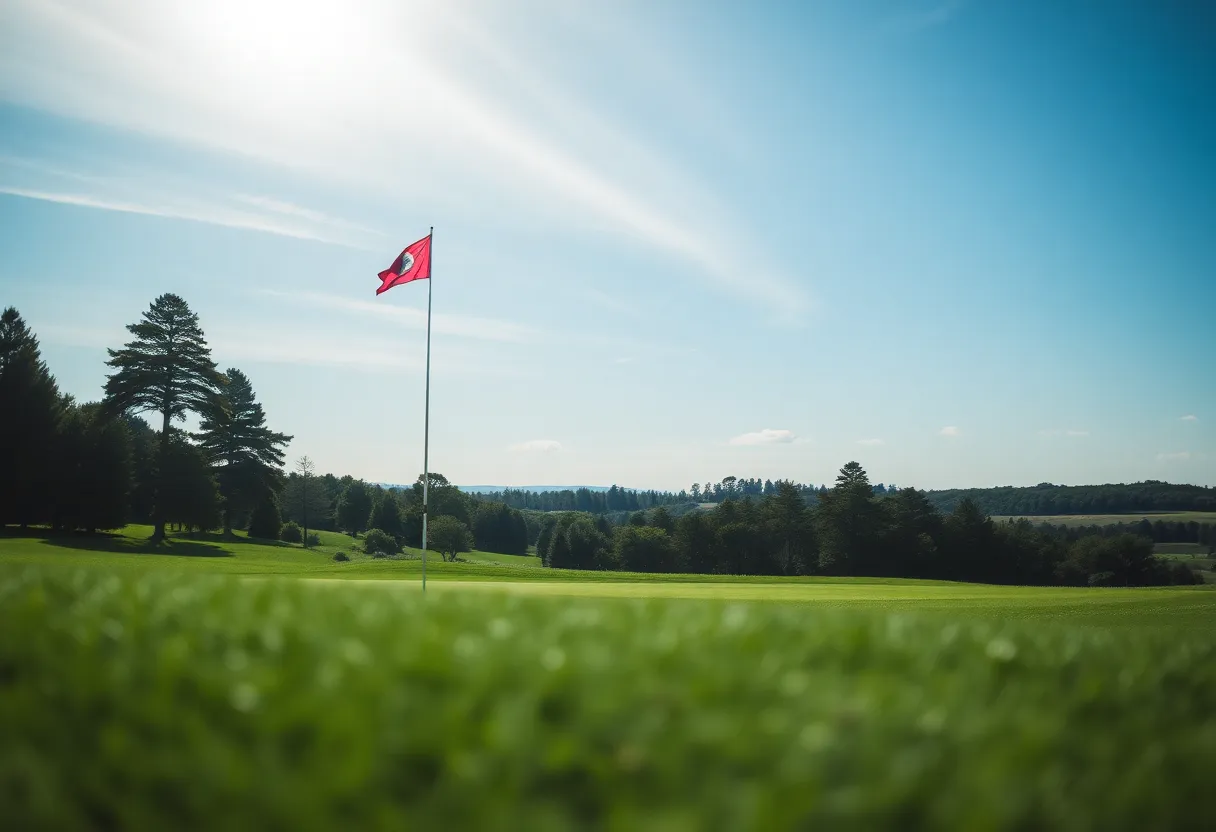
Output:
[
  {"xmin": 0, "ymin": 297, "xmax": 529, "ymax": 559},
  {"xmin": 532, "ymin": 462, "xmax": 1202, "ymax": 586},
  {"xmin": 477, "ymin": 476, "xmax": 1216, "ymax": 519}
]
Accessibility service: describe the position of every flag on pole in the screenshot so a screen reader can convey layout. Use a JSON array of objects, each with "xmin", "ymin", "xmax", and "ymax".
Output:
[{"xmin": 376, "ymin": 234, "xmax": 432, "ymax": 295}]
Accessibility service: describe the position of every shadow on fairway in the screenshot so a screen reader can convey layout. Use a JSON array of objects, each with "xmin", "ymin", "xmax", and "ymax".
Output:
[{"xmin": 40, "ymin": 534, "xmax": 233, "ymax": 558}]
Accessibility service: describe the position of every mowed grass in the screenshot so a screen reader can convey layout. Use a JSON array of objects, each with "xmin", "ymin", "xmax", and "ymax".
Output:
[
  {"xmin": 2, "ymin": 527, "xmax": 1216, "ymax": 828},
  {"xmin": 992, "ymin": 511, "xmax": 1216, "ymax": 527}
]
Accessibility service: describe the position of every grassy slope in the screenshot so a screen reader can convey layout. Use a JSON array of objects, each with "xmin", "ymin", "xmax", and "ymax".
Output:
[
  {"xmin": 3, "ymin": 527, "xmax": 1216, "ymax": 828},
  {"xmin": 2, "ymin": 565, "xmax": 1214, "ymax": 830},
  {"xmin": 992, "ymin": 511, "xmax": 1216, "ymax": 526}
]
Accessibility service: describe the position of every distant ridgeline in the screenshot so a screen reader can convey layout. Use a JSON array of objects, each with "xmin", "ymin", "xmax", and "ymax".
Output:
[
  {"xmin": 467, "ymin": 479, "xmax": 1216, "ymax": 517},
  {"xmin": 922, "ymin": 481, "xmax": 1216, "ymax": 516}
]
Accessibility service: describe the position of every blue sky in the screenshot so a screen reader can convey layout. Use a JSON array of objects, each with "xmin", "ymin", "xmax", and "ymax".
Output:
[{"xmin": 1, "ymin": 0, "xmax": 1212, "ymax": 490}]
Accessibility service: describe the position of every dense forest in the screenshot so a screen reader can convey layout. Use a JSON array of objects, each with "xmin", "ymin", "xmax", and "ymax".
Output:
[
  {"xmin": 1, "ymin": 296, "xmax": 1209, "ymax": 589},
  {"xmin": 922, "ymin": 482, "xmax": 1216, "ymax": 515},
  {"xmin": 531, "ymin": 464, "xmax": 1205, "ymax": 587},
  {"xmin": 474, "ymin": 478, "xmax": 1216, "ymax": 518}
]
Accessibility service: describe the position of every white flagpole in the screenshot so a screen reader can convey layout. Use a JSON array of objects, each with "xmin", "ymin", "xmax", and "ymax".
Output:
[{"xmin": 421, "ymin": 226, "xmax": 433, "ymax": 593}]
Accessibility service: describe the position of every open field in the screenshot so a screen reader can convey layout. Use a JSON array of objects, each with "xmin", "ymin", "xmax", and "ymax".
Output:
[
  {"xmin": 2, "ymin": 527, "xmax": 1215, "ymax": 828},
  {"xmin": 992, "ymin": 511, "xmax": 1216, "ymax": 527}
]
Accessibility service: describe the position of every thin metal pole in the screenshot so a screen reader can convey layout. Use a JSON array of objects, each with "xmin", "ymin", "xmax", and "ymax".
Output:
[{"xmin": 421, "ymin": 227, "xmax": 433, "ymax": 592}]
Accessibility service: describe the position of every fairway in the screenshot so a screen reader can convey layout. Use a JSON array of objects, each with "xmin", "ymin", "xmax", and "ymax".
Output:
[
  {"xmin": 5, "ymin": 526, "xmax": 1214, "ymax": 628},
  {"xmin": 3, "ymin": 557, "xmax": 1215, "ymax": 829},
  {"xmin": 4, "ymin": 527, "xmax": 1216, "ymax": 829}
]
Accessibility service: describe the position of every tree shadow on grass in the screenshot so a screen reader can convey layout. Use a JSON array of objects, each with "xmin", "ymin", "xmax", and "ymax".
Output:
[{"xmin": 32, "ymin": 532, "xmax": 233, "ymax": 558}]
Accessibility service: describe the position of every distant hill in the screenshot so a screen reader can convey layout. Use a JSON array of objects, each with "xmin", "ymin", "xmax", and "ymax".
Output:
[{"xmin": 924, "ymin": 481, "xmax": 1216, "ymax": 516}]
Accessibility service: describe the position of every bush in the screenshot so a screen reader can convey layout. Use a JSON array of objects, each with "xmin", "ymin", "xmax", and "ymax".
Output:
[
  {"xmin": 364, "ymin": 528, "xmax": 400, "ymax": 557},
  {"xmin": 307, "ymin": 533, "xmax": 321, "ymax": 548},
  {"xmin": 280, "ymin": 522, "xmax": 302, "ymax": 544},
  {"xmin": 333, "ymin": 551, "xmax": 350, "ymax": 562},
  {"xmin": 247, "ymin": 494, "xmax": 282, "ymax": 540}
]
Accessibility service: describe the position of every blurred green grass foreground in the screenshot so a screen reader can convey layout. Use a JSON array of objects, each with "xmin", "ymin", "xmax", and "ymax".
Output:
[{"xmin": 2, "ymin": 535, "xmax": 1215, "ymax": 829}]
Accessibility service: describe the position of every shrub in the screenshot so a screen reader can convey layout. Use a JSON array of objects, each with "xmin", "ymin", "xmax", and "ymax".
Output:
[
  {"xmin": 364, "ymin": 528, "xmax": 400, "ymax": 557},
  {"xmin": 306, "ymin": 533, "xmax": 321, "ymax": 548},
  {"xmin": 280, "ymin": 522, "xmax": 302, "ymax": 544},
  {"xmin": 333, "ymin": 551, "xmax": 350, "ymax": 562},
  {"xmin": 247, "ymin": 494, "xmax": 283, "ymax": 540}
]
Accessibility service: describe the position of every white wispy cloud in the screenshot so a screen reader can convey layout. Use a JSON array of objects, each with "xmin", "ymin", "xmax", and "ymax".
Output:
[
  {"xmin": 0, "ymin": 0, "xmax": 808, "ymax": 317},
  {"xmin": 259, "ymin": 290, "xmax": 539, "ymax": 344},
  {"xmin": 1181, "ymin": 414, "xmax": 1198, "ymax": 422},
  {"xmin": 0, "ymin": 185, "xmax": 370, "ymax": 248},
  {"xmin": 939, "ymin": 426, "xmax": 960, "ymax": 437},
  {"xmin": 729, "ymin": 429, "xmax": 797, "ymax": 447},
  {"xmin": 1156, "ymin": 451, "xmax": 1192, "ymax": 462},
  {"xmin": 885, "ymin": 0, "xmax": 967, "ymax": 35},
  {"xmin": 231, "ymin": 194, "xmax": 383, "ymax": 236},
  {"xmin": 508, "ymin": 439, "xmax": 562, "ymax": 453},
  {"xmin": 857, "ymin": 438, "xmax": 885, "ymax": 446}
]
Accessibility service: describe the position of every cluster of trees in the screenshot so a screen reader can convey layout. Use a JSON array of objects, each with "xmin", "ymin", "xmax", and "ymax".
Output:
[
  {"xmin": 923, "ymin": 482, "xmax": 1216, "ymax": 515},
  {"xmin": 1, "ymin": 300, "xmax": 291, "ymax": 537},
  {"xmin": 471, "ymin": 485, "xmax": 688, "ymax": 514},
  {"xmin": 272, "ymin": 469, "xmax": 532, "ymax": 558},
  {"xmin": 502, "ymin": 477, "xmax": 1215, "ymax": 518},
  {"xmin": 533, "ymin": 462, "xmax": 1202, "ymax": 586},
  {"xmin": 1034, "ymin": 518, "xmax": 1215, "ymax": 550}
]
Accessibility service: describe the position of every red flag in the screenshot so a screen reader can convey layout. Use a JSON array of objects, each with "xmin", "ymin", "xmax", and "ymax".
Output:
[{"xmin": 376, "ymin": 234, "xmax": 431, "ymax": 295}]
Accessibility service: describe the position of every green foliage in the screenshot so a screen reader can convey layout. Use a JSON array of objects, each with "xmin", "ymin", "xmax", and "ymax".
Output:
[
  {"xmin": 52, "ymin": 403, "xmax": 131, "ymax": 532},
  {"xmin": 333, "ymin": 551, "xmax": 350, "ymax": 562},
  {"xmin": 543, "ymin": 514, "xmax": 611, "ymax": 570},
  {"xmin": 102, "ymin": 294, "xmax": 223, "ymax": 540},
  {"xmin": 363, "ymin": 528, "xmax": 400, "ymax": 556},
  {"xmin": 408, "ymin": 473, "xmax": 471, "ymax": 531},
  {"xmin": 613, "ymin": 526, "xmax": 679, "ymax": 572},
  {"xmin": 470, "ymin": 501, "xmax": 528, "ymax": 555},
  {"xmin": 282, "ymin": 470, "xmax": 334, "ymax": 533},
  {"xmin": 280, "ymin": 522, "xmax": 302, "ymax": 544},
  {"xmin": 369, "ymin": 490, "xmax": 404, "ymax": 540},
  {"xmin": 0, "ymin": 307, "xmax": 65, "ymax": 527},
  {"xmin": 335, "ymin": 480, "xmax": 374, "ymax": 535},
  {"xmin": 1, "ymin": 566, "xmax": 1214, "ymax": 829},
  {"xmin": 160, "ymin": 438, "xmax": 222, "ymax": 533},
  {"xmin": 427, "ymin": 516, "xmax": 472, "ymax": 562},
  {"xmin": 197, "ymin": 368, "xmax": 292, "ymax": 534},
  {"xmin": 247, "ymin": 493, "xmax": 282, "ymax": 540},
  {"xmin": 815, "ymin": 462, "xmax": 883, "ymax": 574}
]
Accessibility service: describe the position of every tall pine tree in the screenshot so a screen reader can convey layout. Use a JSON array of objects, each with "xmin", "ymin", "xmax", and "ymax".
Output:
[
  {"xmin": 102, "ymin": 294, "xmax": 223, "ymax": 542},
  {"xmin": 197, "ymin": 368, "xmax": 292, "ymax": 536},
  {"xmin": 0, "ymin": 308, "xmax": 65, "ymax": 528}
]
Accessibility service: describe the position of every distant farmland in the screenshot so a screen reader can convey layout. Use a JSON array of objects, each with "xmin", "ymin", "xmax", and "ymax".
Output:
[{"xmin": 992, "ymin": 511, "xmax": 1216, "ymax": 527}]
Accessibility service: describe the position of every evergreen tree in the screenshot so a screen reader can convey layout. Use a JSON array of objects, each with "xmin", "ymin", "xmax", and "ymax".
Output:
[
  {"xmin": 0, "ymin": 308, "xmax": 65, "ymax": 528},
  {"xmin": 197, "ymin": 368, "xmax": 292, "ymax": 536},
  {"xmin": 53, "ymin": 403, "xmax": 131, "ymax": 532},
  {"xmin": 102, "ymin": 294, "xmax": 223, "ymax": 542},
  {"xmin": 247, "ymin": 492, "xmax": 283, "ymax": 540},
  {"xmin": 815, "ymin": 462, "xmax": 883, "ymax": 574},
  {"xmin": 336, "ymin": 480, "xmax": 374, "ymax": 535},
  {"xmin": 369, "ymin": 490, "xmax": 404, "ymax": 540},
  {"xmin": 160, "ymin": 436, "xmax": 222, "ymax": 533}
]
